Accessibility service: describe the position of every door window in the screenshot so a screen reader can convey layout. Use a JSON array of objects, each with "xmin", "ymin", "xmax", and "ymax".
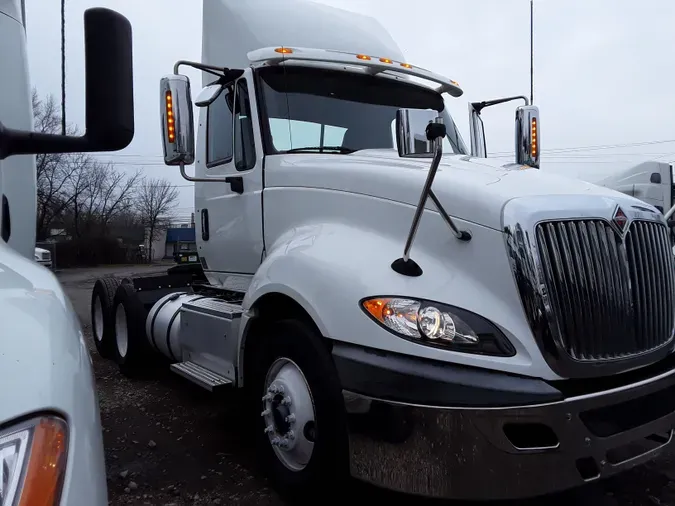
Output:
[
  {"xmin": 234, "ymin": 80, "xmax": 257, "ymax": 171},
  {"xmin": 206, "ymin": 86, "xmax": 234, "ymax": 167}
]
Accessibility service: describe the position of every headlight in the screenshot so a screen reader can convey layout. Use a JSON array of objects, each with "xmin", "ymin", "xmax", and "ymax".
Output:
[
  {"xmin": 361, "ymin": 297, "xmax": 515, "ymax": 357},
  {"xmin": 0, "ymin": 416, "xmax": 68, "ymax": 506}
]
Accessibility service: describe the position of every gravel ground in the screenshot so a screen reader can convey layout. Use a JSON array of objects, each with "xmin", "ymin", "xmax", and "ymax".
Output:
[{"xmin": 58, "ymin": 264, "xmax": 675, "ymax": 506}]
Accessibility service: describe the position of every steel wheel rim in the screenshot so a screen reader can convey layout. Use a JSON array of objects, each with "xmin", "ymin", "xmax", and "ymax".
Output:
[
  {"xmin": 261, "ymin": 357, "xmax": 316, "ymax": 472},
  {"xmin": 115, "ymin": 305, "xmax": 129, "ymax": 358},
  {"xmin": 93, "ymin": 296, "xmax": 104, "ymax": 343}
]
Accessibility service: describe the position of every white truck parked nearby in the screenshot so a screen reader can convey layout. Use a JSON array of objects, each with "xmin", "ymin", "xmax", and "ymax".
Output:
[
  {"xmin": 0, "ymin": 1, "xmax": 135, "ymax": 504},
  {"xmin": 91, "ymin": 0, "xmax": 675, "ymax": 501}
]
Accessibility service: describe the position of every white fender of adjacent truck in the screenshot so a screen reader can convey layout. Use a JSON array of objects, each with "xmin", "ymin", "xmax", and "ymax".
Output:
[{"xmin": 0, "ymin": 241, "xmax": 108, "ymax": 504}]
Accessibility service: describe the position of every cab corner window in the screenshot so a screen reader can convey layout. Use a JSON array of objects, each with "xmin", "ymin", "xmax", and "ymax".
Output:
[
  {"xmin": 234, "ymin": 81, "xmax": 257, "ymax": 171},
  {"xmin": 206, "ymin": 86, "xmax": 234, "ymax": 167}
]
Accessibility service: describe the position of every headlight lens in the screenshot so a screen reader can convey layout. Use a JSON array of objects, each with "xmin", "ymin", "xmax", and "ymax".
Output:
[
  {"xmin": 361, "ymin": 297, "xmax": 515, "ymax": 356},
  {"xmin": 0, "ymin": 416, "xmax": 68, "ymax": 506}
]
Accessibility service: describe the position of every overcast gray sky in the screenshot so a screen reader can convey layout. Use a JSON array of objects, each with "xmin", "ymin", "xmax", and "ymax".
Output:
[{"xmin": 24, "ymin": 0, "xmax": 675, "ymax": 218}]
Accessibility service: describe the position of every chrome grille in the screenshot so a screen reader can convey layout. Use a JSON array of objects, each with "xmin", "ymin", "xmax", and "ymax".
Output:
[{"xmin": 535, "ymin": 219, "xmax": 675, "ymax": 361}]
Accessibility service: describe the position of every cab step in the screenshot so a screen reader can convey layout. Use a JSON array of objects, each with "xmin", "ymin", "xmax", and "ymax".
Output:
[{"xmin": 170, "ymin": 361, "xmax": 232, "ymax": 391}]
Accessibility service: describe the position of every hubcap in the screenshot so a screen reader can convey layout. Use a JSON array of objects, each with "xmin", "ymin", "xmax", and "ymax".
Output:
[
  {"xmin": 115, "ymin": 305, "xmax": 129, "ymax": 358},
  {"xmin": 93, "ymin": 296, "xmax": 104, "ymax": 343},
  {"xmin": 261, "ymin": 358, "xmax": 316, "ymax": 472}
]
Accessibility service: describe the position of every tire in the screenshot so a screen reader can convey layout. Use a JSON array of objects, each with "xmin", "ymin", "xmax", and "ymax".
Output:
[
  {"xmin": 248, "ymin": 319, "xmax": 349, "ymax": 503},
  {"xmin": 111, "ymin": 282, "xmax": 154, "ymax": 377},
  {"xmin": 90, "ymin": 276, "xmax": 123, "ymax": 359}
]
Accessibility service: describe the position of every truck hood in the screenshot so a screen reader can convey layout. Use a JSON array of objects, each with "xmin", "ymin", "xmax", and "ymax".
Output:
[
  {"xmin": 271, "ymin": 149, "xmax": 636, "ymax": 230},
  {"xmin": 0, "ymin": 242, "xmax": 89, "ymax": 422}
]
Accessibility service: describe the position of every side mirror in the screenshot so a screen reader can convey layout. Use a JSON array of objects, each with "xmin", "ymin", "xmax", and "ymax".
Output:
[
  {"xmin": 160, "ymin": 75, "xmax": 195, "ymax": 166},
  {"xmin": 195, "ymin": 84, "xmax": 224, "ymax": 107},
  {"xmin": 515, "ymin": 105, "xmax": 540, "ymax": 169},
  {"xmin": 0, "ymin": 8, "xmax": 134, "ymax": 159},
  {"xmin": 395, "ymin": 109, "xmax": 440, "ymax": 158}
]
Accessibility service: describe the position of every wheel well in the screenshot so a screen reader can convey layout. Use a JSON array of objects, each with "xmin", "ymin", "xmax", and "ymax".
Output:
[{"xmin": 241, "ymin": 292, "xmax": 330, "ymax": 385}]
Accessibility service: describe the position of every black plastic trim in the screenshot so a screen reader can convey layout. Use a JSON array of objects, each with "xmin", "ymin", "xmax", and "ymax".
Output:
[
  {"xmin": 332, "ymin": 342, "xmax": 563, "ymax": 407},
  {"xmin": 1, "ymin": 195, "xmax": 10, "ymax": 242}
]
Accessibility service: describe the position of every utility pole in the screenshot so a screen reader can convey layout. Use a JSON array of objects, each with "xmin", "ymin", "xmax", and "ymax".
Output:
[
  {"xmin": 61, "ymin": 0, "xmax": 66, "ymax": 135},
  {"xmin": 530, "ymin": 0, "xmax": 534, "ymax": 105}
]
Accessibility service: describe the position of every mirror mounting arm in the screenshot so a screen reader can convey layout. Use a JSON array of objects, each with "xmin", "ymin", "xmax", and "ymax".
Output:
[
  {"xmin": 472, "ymin": 95, "xmax": 529, "ymax": 114},
  {"xmin": 392, "ymin": 120, "xmax": 471, "ymax": 277},
  {"xmin": 178, "ymin": 162, "xmax": 229, "ymax": 183}
]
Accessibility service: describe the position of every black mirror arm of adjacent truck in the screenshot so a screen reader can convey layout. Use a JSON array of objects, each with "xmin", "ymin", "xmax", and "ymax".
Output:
[{"xmin": 0, "ymin": 7, "xmax": 134, "ymax": 160}]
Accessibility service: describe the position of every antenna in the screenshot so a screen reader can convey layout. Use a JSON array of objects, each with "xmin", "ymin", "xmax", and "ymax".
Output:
[{"xmin": 530, "ymin": 0, "xmax": 534, "ymax": 105}]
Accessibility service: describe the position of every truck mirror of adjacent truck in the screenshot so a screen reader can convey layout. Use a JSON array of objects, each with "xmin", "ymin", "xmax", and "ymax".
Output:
[
  {"xmin": 0, "ymin": 7, "xmax": 134, "ymax": 160},
  {"xmin": 160, "ymin": 74, "xmax": 195, "ymax": 166}
]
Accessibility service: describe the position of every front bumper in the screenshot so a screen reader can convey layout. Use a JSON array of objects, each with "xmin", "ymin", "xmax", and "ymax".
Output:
[{"xmin": 333, "ymin": 343, "xmax": 675, "ymax": 501}]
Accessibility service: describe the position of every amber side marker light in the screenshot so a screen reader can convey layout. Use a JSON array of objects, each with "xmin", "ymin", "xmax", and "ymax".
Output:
[
  {"xmin": 274, "ymin": 47, "xmax": 293, "ymax": 54},
  {"xmin": 531, "ymin": 117, "xmax": 538, "ymax": 159},
  {"xmin": 18, "ymin": 418, "xmax": 68, "ymax": 506},
  {"xmin": 165, "ymin": 91, "xmax": 175, "ymax": 143}
]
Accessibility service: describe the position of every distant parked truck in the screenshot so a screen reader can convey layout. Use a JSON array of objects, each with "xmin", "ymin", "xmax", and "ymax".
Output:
[
  {"xmin": 34, "ymin": 246, "xmax": 52, "ymax": 268},
  {"xmin": 91, "ymin": 0, "xmax": 675, "ymax": 502}
]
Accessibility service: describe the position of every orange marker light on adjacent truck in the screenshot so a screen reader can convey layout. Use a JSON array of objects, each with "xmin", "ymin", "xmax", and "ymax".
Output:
[
  {"xmin": 165, "ymin": 91, "xmax": 175, "ymax": 143},
  {"xmin": 400, "ymin": 62, "xmax": 412, "ymax": 69},
  {"xmin": 379, "ymin": 57, "xmax": 393, "ymax": 64},
  {"xmin": 356, "ymin": 54, "xmax": 371, "ymax": 60},
  {"xmin": 274, "ymin": 47, "xmax": 293, "ymax": 54}
]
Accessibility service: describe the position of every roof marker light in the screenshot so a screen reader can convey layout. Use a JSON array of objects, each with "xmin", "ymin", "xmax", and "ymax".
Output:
[
  {"xmin": 379, "ymin": 57, "xmax": 393, "ymax": 64},
  {"xmin": 274, "ymin": 47, "xmax": 293, "ymax": 54},
  {"xmin": 400, "ymin": 63, "xmax": 412, "ymax": 69},
  {"xmin": 356, "ymin": 54, "xmax": 371, "ymax": 61}
]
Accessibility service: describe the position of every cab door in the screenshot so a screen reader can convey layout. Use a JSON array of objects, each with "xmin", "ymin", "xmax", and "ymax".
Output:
[{"xmin": 195, "ymin": 70, "xmax": 263, "ymax": 289}]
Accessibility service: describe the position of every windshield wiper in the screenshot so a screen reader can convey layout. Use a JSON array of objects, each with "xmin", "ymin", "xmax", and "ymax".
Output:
[{"xmin": 284, "ymin": 146, "xmax": 355, "ymax": 154}]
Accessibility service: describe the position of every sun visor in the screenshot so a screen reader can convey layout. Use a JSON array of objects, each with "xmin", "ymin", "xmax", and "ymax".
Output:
[{"xmin": 201, "ymin": 0, "xmax": 406, "ymax": 86}]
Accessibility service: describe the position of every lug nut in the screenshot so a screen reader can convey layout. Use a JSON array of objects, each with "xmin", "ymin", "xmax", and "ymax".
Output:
[
  {"xmin": 262, "ymin": 393, "xmax": 273, "ymax": 402},
  {"xmin": 261, "ymin": 409, "xmax": 271, "ymax": 417},
  {"xmin": 285, "ymin": 414, "xmax": 296, "ymax": 424},
  {"xmin": 269, "ymin": 385, "xmax": 278, "ymax": 394},
  {"xmin": 280, "ymin": 438, "xmax": 290, "ymax": 448},
  {"xmin": 264, "ymin": 425, "xmax": 274, "ymax": 434},
  {"xmin": 281, "ymin": 396, "xmax": 292, "ymax": 406},
  {"xmin": 270, "ymin": 437, "xmax": 281, "ymax": 446},
  {"xmin": 287, "ymin": 430, "xmax": 295, "ymax": 440}
]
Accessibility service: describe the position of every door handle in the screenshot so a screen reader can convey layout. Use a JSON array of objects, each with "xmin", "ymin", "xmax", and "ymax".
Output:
[
  {"xmin": 201, "ymin": 209, "xmax": 210, "ymax": 241},
  {"xmin": 225, "ymin": 176, "xmax": 244, "ymax": 194}
]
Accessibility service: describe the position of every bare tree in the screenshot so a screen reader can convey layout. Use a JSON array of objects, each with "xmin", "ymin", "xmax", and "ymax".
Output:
[
  {"xmin": 135, "ymin": 177, "xmax": 180, "ymax": 262},
  {"xmin": 32, "ymin": 88, "xmax": 140, "ymax": 240}
]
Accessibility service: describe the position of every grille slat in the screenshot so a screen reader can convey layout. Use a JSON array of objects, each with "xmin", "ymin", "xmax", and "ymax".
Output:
[{"xmin": 535, "ymin": 219, "xmax": 675, "ymax": 362}]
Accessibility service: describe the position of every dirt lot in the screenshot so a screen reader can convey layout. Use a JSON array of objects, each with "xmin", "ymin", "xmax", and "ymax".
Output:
[{"xmin": 59, "ymin": 264, "xmax": 675, "ymax": 506}]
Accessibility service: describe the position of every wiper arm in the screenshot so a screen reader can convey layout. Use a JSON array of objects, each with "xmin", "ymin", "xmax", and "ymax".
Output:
[{"xmin": 284, "ymin": 146, "xmax": 355, "ymax": 154}]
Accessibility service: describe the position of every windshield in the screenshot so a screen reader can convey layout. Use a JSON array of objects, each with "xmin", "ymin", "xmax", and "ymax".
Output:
[{"xmin": 257, "ymin": 66, "xmax": 468, "ymax": 156}]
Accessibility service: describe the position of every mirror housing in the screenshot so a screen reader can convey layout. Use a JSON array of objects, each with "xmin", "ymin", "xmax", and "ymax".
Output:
[
  {"xmin": 0, "ymin": 7, "xmax": 134, "ymax": 160},
  {"xmin": 515, "ymin": 105, "xmax": 540, "ymax": 169},
  {"xmin": 396, "ymin": 109, "xmax": 440, "ymax": 158},
  {"xmin": 160, "ymin": 75, "xmax": 195, "ymax": 166},
  {"xmin": 195, "ymin": 84, "xmax": 224, "ymax": 107}
]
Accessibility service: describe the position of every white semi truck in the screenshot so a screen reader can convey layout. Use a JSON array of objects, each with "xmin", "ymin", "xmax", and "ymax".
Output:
[
  {"xmin": 0, "ymin": 1, "xmax": 135, "ymax": 504},
  {"xmin": 91, "ymin": 0, "xmax": 675, "ymax": 501}
]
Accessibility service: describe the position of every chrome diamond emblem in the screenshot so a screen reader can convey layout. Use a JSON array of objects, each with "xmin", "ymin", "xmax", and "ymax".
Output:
[{"xmin": 613, "ymin": 206, "xmax": 628, "ymax": 232}]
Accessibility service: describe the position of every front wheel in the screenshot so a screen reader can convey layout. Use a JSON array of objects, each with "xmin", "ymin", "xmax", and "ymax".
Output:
[{"xmin": 248, "ymin": 319, "xmax": 349, "ymax": 502}]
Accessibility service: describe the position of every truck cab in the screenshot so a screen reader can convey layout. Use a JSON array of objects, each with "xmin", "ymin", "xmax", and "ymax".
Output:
[
  {"xmin": 91, "ymin": 0, "xmax": 675, "ymax": 502},
  {"xmin": 0, "ymin": 2, "xmax": 134, "ymax": 503}
]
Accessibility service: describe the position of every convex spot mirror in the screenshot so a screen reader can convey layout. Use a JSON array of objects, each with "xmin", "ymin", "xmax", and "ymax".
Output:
[
  {"xmin": 160, "ymin": 74, "xmax": 195, "ymax": 166},
  {"xmin": 396, "ymin": 109, "xmax": 441, "ymax": 158}
]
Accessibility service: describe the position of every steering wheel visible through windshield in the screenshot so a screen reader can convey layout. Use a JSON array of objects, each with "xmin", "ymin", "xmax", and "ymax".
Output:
[{"xmin": 257, "ymin": 65, "xmax": 468, "ymax": 156}]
